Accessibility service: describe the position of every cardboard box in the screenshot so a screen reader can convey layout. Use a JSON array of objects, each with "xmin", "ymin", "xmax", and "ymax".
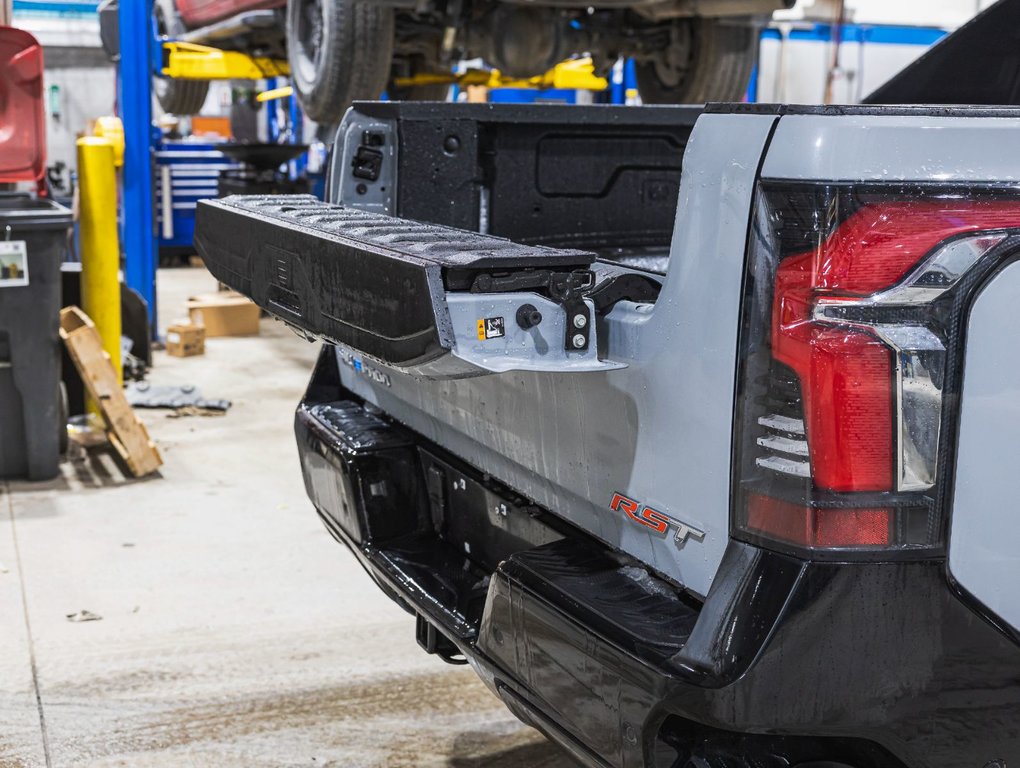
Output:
[
  {"xmin": 166, "ymin": 323, "xmax": 206, "ymax": 357},
  {"xmin": 186, "ymin": 291, "xmax": 260, "ymax": 337}
]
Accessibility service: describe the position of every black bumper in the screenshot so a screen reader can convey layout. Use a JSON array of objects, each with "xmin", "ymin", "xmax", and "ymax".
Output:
[{"xmin": 296, "ymin": 348, "xmax": 1020, "ymax": 768}]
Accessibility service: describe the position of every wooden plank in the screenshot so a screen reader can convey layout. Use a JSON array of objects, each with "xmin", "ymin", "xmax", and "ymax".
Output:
[{"xmin": 60, "ymin": 307, "xmax": 163, "ymax": 477}]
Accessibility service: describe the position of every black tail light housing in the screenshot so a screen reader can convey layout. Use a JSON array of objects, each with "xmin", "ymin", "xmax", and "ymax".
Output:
[{"xmin": 733, "ymin": 183, "xmax": 1020, "ymax": 557}]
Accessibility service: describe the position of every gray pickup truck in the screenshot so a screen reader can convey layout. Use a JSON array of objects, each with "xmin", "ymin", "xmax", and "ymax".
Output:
[{"xmin": 195, "ymin": 97, "xmax": 1020, "ymax": 768}]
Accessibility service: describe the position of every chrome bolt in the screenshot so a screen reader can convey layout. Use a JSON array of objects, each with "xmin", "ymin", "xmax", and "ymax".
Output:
[
  {"xmin": 573, "ymin": 313, "xmax": 587, "ymax": 329},
  {"xmin": 572, "ymin": 333, "xmax": 586, "ymax": 349}
]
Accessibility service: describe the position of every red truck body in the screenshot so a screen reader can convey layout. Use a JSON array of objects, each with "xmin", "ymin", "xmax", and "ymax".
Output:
[{"xmin": 174, "ymin": 0, "xmax": 284, "ymax": 28}]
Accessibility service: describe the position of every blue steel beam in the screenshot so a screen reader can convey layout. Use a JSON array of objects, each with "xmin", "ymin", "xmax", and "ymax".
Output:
[
  {"xmin": 12, "ymin": 1, "xmax": 99, "ymax": 11},
  {"xmin": 288, "ymin": 87, "xmax": 306, "ymax": 179},
  {"xmin": 119, "ymin": 0, "xmax": 158, "ymax": 329},
  {"xmin": 265, "ymin": 76, "xmax": 280, "ymax": 142}
]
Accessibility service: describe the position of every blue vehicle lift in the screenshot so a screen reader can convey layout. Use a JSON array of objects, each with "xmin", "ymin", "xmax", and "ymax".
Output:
[
  {"xmin": 115, "ymin": 2, "xmax": 303, "ymax": 332},
  {"xmin": 118, "ymin": 0, "xmax": 158, "ymax": 328}
]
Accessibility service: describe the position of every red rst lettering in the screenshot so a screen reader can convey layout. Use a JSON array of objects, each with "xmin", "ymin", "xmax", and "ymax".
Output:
[{"xmin": 610, "ymin": 493, "xmax": 638, "ymax": 515}]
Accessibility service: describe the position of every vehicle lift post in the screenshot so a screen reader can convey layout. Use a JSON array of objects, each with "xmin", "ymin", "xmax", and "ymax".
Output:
[{"xmin": 118, "ymin": 0, "xmax": 158, "ymax": 331}]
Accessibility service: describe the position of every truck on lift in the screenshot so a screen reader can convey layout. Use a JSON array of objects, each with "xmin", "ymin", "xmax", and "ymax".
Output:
[
  {"xmin": 140, "ymin": 0, "xmax": 790, "ymax": 123},
  {"xmin": 194, "ymin": 3, "xmax": 1020, "ymax": 766}
]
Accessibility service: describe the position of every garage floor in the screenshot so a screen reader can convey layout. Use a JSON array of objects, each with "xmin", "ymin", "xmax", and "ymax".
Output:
[{"xmin": 0, "ymin": 267, "xmax": 576, "ymax": 768}]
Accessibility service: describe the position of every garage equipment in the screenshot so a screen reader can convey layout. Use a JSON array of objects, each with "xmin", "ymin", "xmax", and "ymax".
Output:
[
  {"xmin": 155, "ymin": 141, "xmax": 240, "ymax": 253},
  {"xmin": 160, "ymin": 40, "xmax": 288, "ymax": 81},
  {"xmin": 0, "ymin": 26, "xmax": 72, "ymax": 481},
  {"xmin": 391, "ymin": 57, "xmax": 609, "ymax": 93},
  {"xmin": 216, "ymin": 143, "xmax": 309, "ymax": 197}
]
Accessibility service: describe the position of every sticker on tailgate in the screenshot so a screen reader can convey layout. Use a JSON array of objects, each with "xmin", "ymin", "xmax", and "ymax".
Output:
[{"xmin": 477, "ymin": 316, "xmax": 505, "ymax": 340}]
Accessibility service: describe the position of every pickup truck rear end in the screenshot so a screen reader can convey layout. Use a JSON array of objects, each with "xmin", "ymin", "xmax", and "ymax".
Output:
[{"xmin": 196, "ymin": 102, "xmax": 1020, "ymax": 768}]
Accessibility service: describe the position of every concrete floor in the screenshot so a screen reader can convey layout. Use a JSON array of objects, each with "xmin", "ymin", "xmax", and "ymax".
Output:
[{"xmin": 0, "ymin": 267, "xmax": 576, "ymax": 768}]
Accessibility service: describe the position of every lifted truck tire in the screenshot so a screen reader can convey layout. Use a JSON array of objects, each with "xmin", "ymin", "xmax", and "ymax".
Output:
[
  {"xmin": 636, "ymin": 19, "xmax": 757, "ymax": 104},
  {"xmin": 153, "ymin": 0, "xmax": 210, "ymax": 115},
  {"xmin": 286, "ymin": 0, "xmax": 395, "ymax": 126}
]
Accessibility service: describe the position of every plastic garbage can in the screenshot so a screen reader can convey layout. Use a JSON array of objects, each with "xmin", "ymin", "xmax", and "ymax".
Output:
[
  {"xmin": 0, "ymin": 194, "xmax": 73, "ymax": 480},
  {"xmin": 0, "ymin": 27, "xmax": 72, "ymax": 480}
]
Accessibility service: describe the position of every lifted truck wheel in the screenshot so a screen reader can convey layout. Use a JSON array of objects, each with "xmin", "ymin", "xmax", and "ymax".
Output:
[
  {"xmin": 286, "ymin": 0, "xmax": 395, "ymax": 126},
  {"xmin": 636, "ymin": 18, "xmax": 757, "ymax": 104},
  {"xmin": 153, "ymin": 0, "xmax": 210, "ymax": 115}
]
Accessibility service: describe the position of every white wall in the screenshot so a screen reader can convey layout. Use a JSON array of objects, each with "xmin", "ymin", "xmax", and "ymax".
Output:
[
  {"xmin": 41, "ymin": 64, "xmax": 118, "ymax": 186},
  {"xmin": 757, "ymin": 32, "xmax": 942, "ymax": 103},
  {"xmin": 759, "ymin": 0, "xmax": 995, "ymax": 104},
  {"xmin": 779, "ymin": 0, "xmax": 995, "ymax": 27}
]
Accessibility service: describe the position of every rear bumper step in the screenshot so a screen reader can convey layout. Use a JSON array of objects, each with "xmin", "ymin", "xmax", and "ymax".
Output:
[{"xmin": 500, "ymin": 539, "xmax": 701, "ymax": 667}]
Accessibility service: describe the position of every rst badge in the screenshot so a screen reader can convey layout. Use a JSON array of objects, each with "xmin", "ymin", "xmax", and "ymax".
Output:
[{"xmin": 610, "ymin": 492, "xmax": 705, "ymax": 547}]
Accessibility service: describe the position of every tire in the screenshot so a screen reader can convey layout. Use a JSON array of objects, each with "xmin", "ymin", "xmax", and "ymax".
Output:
[
  {"xmin": 286, "ymin": 0, "xmax": 395, "ymax": 126},
  {"xmin": 635, "ymin": 19, "xmax": 757, "ymax": 104},
  {"xmin": 153, "ymin": 0, "xmax": 210, "ymax": 115}
]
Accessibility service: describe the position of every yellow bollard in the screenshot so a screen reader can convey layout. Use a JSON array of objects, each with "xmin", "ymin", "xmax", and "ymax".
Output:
[
  {"xmin": 93, "ymin": 116, "xmax": 125, "ymax": 169},
  {"xmin": 76, "ymin": 136, "xmax": 122, "ymax": 385}
]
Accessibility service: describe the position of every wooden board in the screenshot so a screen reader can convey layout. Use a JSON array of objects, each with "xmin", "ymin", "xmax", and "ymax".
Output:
[{"xmin": 60, "ymin": 306, "xmax": 163, "ymax": 477}]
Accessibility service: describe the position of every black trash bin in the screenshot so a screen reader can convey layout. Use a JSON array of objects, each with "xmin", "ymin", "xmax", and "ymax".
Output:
[{"xmin": 0, "ymin": 193, "xmax": 72, "ymax": 480}]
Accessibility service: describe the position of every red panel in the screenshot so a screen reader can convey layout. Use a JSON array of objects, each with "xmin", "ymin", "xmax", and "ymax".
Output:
[
  {"xmin": 805, "ymin": 329, "xmax": 893, "ymax": 491},
  {"xmin": 746, "ymin": 494, "xmax": 891, "ymax": 548},
  {"xmin": 175, "ymin": 0, "xmax": 286, "ymax": 28},
  {"xmin": 813, "ymin": 200, "xmax": 1020, "ymax": 296},
  {"xmin": 0, "ymin": 27, "xmax": 45, "ymax": 183},
  {"xmin": 772, "ymin": 252, "xmax": 894, "ymax": 492}
]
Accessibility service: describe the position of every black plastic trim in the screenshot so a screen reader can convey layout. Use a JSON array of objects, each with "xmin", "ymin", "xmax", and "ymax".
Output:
[
  {"xmin": 705, "ymin": 102, "xmax": 1020, "ymax": 118},
  {"xmin": 353, "ymin": 100, "xmax": 705, "ymax": 126}
]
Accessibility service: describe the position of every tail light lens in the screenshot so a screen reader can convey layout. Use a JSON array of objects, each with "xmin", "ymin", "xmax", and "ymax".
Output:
[{"xmin": 733, "ymin": 184, "xmax": 1020, "ymax": 555}]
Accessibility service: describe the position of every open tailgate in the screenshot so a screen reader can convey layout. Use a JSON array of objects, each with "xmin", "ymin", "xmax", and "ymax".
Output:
[{"xmin": 195, "ymin": 194, "xmax": 624, "ymax": 378}]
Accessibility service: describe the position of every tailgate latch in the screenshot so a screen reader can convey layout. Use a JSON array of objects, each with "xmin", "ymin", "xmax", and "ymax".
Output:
[{"xmin": 470, "ymin": 268, "xmax": 595, "ymax": 352}]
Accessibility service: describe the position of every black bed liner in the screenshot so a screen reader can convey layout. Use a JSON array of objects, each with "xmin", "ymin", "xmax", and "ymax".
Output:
[
  {"xmin": 194, "ymin": 194, "xmax": 594, "ymax": 367},
  {"xmin": 336, "ymin": 102, "xmax": 699, "ymax": 252}
]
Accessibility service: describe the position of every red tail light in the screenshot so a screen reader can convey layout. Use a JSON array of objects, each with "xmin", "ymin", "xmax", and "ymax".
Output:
[{"xmin": 734, "ymin": 186, "xmax": 1020, "ymax": 554}]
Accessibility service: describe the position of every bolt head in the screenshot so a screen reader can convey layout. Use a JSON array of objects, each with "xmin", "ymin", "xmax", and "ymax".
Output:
[
  {"xmin": 572, "ymin": 333, "xmax": 586, "ymax": 349},
  {"xmin": 573, "ymin": 313, "xmax": 587, "ymax": 329}
]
